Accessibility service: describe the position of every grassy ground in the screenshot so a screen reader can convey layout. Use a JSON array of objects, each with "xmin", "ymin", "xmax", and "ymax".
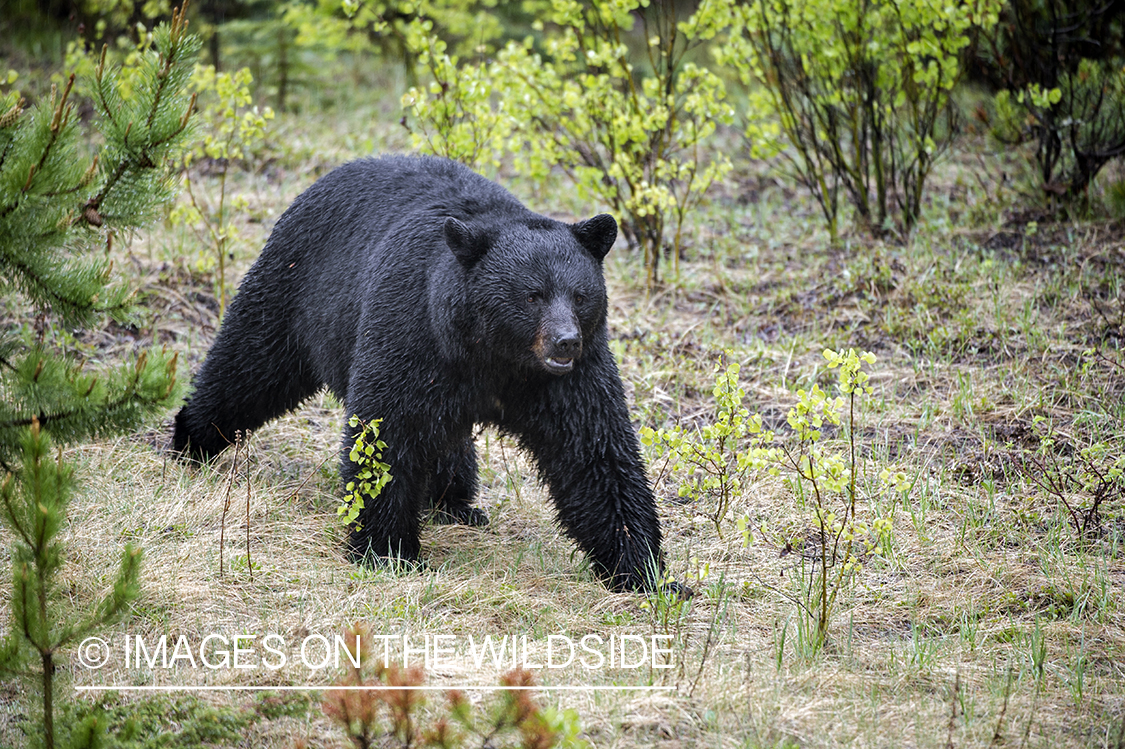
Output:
[{"xmin": 2, "ymin": 55, "xmax": 1124, "ymax": 749}]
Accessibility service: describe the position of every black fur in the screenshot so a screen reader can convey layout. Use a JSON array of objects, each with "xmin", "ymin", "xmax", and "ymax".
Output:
[{"xmin": 173, "ymin": 155, "xmax": 666, "ymax": 591}]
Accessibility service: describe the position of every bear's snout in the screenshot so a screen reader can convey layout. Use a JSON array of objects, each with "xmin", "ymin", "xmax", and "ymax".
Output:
[
  {"xmin": 539, "ymin": 331, "xmax": 582, "ymax": 373},
  {"xmin": 553, "ymin": 332, "xmax": 582, "ymax": 358},
  {"xmin": 535, "ymin": 305, "xmax": 583, "ymax": 375}
]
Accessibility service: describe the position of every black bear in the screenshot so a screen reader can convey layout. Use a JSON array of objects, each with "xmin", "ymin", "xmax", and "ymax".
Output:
[{"xmin": 173, "ymin": 155, "xmax": 668, "ymax": 591}]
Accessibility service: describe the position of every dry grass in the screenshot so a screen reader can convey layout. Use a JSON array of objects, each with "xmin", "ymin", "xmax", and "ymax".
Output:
[{"xmin": 2, "ymin": 64, "xmax": 1124, "ymax": 749}]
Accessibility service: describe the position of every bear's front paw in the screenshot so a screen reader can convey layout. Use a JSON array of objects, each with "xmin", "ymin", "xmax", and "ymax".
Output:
[
  {"xmin": 660, "ymin": 580, "xmax": 694, "ymax": 600},
  {"xmin": 346, "ymin": 534, "xmax": 423, "ymax": 571},
  {"xmin": 350, "ymin": 551, "xmax": 427, "ymax": 575}
]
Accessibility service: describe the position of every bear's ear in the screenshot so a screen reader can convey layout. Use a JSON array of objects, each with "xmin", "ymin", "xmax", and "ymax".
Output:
[
  {"xmin": 444, "ymin": 217, "xmax": 489, "ymax": 268},
  {"xmin": 571, "ymin": 214, "xmax": 617, "ymax": 261}
]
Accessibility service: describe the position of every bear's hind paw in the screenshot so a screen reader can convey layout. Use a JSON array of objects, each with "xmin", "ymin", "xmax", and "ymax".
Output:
[{"xmin": 429, "ymin": 505, "xmax": 490, "ymax": 528}]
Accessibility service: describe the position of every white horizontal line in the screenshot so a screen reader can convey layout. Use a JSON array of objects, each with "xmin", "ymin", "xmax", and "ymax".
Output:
[{"xmin": 76, "ymin": 684, "xmax": 676, "ymax": 692}]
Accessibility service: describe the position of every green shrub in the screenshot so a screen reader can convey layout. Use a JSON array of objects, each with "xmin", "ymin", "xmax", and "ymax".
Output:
[
  {"xmin": 642, "ymin": 354, "xmax": 771, "ymax": 540},
  {"xmin": 991, "ymin": 59, "xmax": 1125, "ymax": 206},
  {"xmin": 340, "ymin": 415, "xmax": 393, "ymax": 531},
  {"xmin": 1019, "ymin": 415, "xmax": 1125, "ymax": 545},
  {"xmin": 400, "ymin": 17, "xmax": 512, "ymax": 170},
  {"xmin": 321, "ymin": 0, "xmax": 511, "ymax": 82},
  {"xmin": 645, "ymin": 349, "xmax": 904, "ymax": 653},
  {"xmin": 709, "ymin": 0, "xmax": 1002, "ymax": 241},
  {"xmin": 980, "ymin": 0, "xmax": 1125, "ymax": 204},
  {"xmin": 169, "ymin": 63, "xmax": 274, "ymax": 317},
  {"xmin": 403, "ymin": 0, "xmax": 733, "ymax": 286},
  {"xmin": 771, "ymin": 349, "xmax": 899, "ymax": 651}
]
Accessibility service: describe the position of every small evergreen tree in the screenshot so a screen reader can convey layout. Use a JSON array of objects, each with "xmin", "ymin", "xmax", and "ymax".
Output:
[{"xmin": 0, "ymin": 7, "xmax": 198, "ymax": 748}]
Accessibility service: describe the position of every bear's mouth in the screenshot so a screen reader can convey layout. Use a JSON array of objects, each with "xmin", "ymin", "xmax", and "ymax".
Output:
[{"xmin": 544, "ymin": 357, "xmax": 574, "ymax": 374}]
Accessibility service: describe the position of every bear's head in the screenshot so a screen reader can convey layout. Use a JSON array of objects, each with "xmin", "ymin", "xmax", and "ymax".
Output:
[{"xmin": 444, "ymin": 213, "xmax": 617, "ymax": 376}]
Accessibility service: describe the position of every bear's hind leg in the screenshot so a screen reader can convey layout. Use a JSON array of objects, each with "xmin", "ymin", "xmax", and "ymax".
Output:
[
  {"xmin": 428, "ymin": 438, "xmax": 487, "ymax": 527},
  {"xmin": 173, "ymin": 309, "xmax": 321, "ymax": 459}
]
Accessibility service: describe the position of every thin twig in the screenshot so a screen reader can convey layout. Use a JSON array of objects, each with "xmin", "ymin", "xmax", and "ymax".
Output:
[
  {"xmin": 989, "ymin": 666, "xmax": 1014, "ymax": 747},
  {"xmin": 288, "ymin": 451, "xmax": 334, "ymax": 504},
  {"xmin": 245, "ymin": 436, "xmax": 252, "ymax": 583},
  {"xmin": 219, "ymin": 431, "xmax": 240, "ymax": 578},
  {"xmin": 945, "ymin": 670, "xmax": 961, "ymax": 749}
]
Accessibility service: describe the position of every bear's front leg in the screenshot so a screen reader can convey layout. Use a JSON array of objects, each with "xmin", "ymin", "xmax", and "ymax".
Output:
[
  {"xmin": 511, "ymin": 355, "xmax": 666, "ymax": 592},
  {"xmin": 340, "ymin": 414, "xmax": 428, "ymax": 564}
]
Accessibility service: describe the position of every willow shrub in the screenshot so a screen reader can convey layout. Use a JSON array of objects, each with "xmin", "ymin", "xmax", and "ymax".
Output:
[
  {"xmin": 981, "ymin": 0, "xmax": 1125, "ymax": 206},
  {"xmin": 643, "ymin": 350, "xmax": 904, "ymax": 653},
  {"xmin": 705, "ymin": 0, "xmax": 1002, "ymax": 242},
  {"xmin": 402, "ymin": 0, "xmax": 733, "ymax": 287}
]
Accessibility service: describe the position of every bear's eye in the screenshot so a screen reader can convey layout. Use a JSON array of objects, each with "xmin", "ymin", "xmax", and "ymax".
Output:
[
  {"xmin": 526, "ymin": 292, "xmax": 539, "ymax": 304},
  {"xmin": 575, "ymin": 293, "xmax": 586, "ymax": 305}
]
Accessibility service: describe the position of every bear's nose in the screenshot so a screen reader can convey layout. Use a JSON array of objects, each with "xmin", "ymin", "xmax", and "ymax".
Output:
[{"xmin": 553, "ymin": 334, "xmax": 582, "ymax": 357}]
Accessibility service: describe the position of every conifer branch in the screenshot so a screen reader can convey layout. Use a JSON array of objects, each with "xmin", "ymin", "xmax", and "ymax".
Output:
[
  {"xmin": 0, "ymin": 358, "xmax": 177, "ymax": 431},
  {"xmin": 33, "ymin": 76, "xmax": 75, "ymax": 180},
  {"xmin": 0, "ymin": 250, "xmax": 130, "ymax": 321},
  {"xmin": 93, "ymin": 44, "xmax": 122, "ymax": 136},
  {"xmin": 0, "ymin": 100, "xmax": 23, "ymax": 170},
  {"xmin": 0, "ymin": 477, "xmax": 33, "ymax": 548}
]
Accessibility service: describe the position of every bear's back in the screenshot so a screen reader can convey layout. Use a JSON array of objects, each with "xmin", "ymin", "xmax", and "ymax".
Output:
[
  {"xmin": 238, "ymin": 155, "xmax": 541, "ymax": 395},
  {"xmin": 248, "ymin": 155, "xmax": 526, "ymax": 294},
  {"xmin": 303, "ymin": 155, "xmax": 524, "ymax": 227}
]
